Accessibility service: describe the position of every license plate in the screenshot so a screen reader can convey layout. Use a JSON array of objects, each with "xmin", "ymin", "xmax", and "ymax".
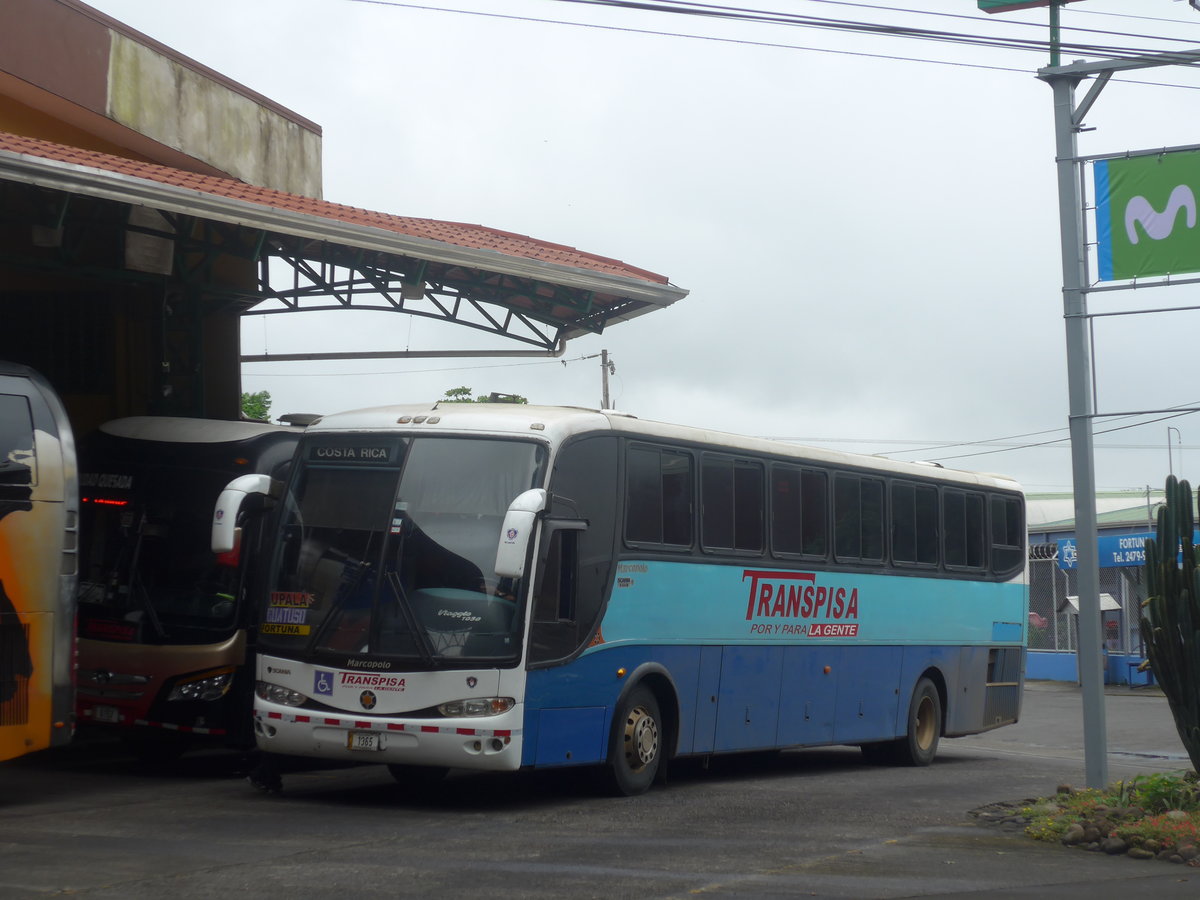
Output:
[
  {"xmin": 93, "ymin": 705, "xmax": 121, "ymax": 724},
  {"xmin": 347, "ymin": 731, "xmax": 380, "ymax": 752}
]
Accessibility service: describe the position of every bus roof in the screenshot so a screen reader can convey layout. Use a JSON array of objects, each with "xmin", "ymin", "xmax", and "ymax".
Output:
[
  {"xmin": 98, "ymin": 416, "xmax": 302, "ymax": 444},
  {"xmin": 306, "ymin": 403, "xmax": 1023, "ymax": 493}
]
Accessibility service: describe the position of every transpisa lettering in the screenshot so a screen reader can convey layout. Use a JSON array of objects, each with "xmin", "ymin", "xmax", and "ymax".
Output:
[{"xmin": 742, "ymin": 569, "xmax": 859, "ymax": 637}]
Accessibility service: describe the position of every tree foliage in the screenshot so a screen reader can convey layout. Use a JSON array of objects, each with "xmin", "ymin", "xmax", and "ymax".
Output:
[
  {"xmin": 241, "ymin": 390, "xmax": 272, "ymax": 421},
  {"xmin": 441, "ymin": 387, "xmax": 528, "ymax": 404}
]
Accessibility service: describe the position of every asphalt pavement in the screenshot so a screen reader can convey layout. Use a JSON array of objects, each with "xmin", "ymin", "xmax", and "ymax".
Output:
[{"xmin": 1, "ymin": 678, "xmax": 1196, "ymax": 898}]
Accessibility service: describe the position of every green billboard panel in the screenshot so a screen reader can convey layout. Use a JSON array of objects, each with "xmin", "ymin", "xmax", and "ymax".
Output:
[
  {"xmin": 977, "ymin": 1, "xmax": 1084, "ymax": 12},
  {"xmin": 1095, "ymin": 150, "xmax": 1200, "ymax": 282}
]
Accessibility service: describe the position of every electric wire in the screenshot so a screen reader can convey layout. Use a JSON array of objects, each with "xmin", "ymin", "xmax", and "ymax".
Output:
[{"xmin": 345, "ymin": 0, "xmax": 1200, "ymax": 88}]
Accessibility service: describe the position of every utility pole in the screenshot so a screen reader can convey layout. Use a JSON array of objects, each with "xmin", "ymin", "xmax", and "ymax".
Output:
[{"xmin": 600, "ymin": 349, "xmax": 614, "ymax": 409}]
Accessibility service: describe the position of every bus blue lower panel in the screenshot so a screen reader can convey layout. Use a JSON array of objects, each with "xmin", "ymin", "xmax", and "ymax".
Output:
[{"xmin": 522, "ymin": 642, "xmax": 1011, "ymax": 768}]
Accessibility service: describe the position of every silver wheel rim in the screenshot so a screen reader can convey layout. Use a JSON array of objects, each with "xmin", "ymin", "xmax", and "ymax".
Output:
[{"xmin": 623, "ymin": 704, "xmax": 659, "ymax": 772}]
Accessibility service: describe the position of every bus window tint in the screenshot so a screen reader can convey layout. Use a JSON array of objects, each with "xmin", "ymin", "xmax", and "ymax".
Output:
[
  {"xmin": 701, "ymin": 455, "xmax": 763, "ymax": 553},
  {"xmin": 990, "ymin": 494, "xmax": 1025, "ymax": 574},
  {"xmin": 892, "ymin": 481, "xmax": 938, "ymax": 567},
  {"xmin": 944, "ymin": 490, "xmax": 986, "ymax": 569},
  {"xmin": 0, "ymin": 394, "xmax": 34, "ymax": 487},
  {"xmin": 771, "ymin": 465, "xmax": 828, "ymax": 558},
  {"xmin": 834, "ymin": 473, "xmax": 884, "ymax": 564},
  {"xmin": 626, "ymin": 446, "xmax": 692, "ymax": 547}
]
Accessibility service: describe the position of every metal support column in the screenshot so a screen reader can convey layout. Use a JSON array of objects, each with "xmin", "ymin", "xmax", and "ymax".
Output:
[{"xmin": 1048, "ymin": 71, "xmax": 1108, "ymax": 789}]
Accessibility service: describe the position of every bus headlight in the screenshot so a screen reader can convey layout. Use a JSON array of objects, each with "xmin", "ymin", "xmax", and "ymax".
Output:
[
  {"xmin": 255, "ymin": 681, "xmax": 308, "ymax": 707},
  {"xmin": 167, "ymin": 667, "xmax": 235, "ymax": 702},
  {"xmin": 437, "ymin": 697, "xmax": 514, "ymax": 717}
]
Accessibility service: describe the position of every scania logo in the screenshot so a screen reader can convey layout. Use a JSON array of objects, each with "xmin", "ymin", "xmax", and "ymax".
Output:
[
  {"xmin": 359, "ymin": 690, "xmax": 377, "ymax": 710},
  {"xmin": 466, "ymin": 676, "xmax": 477, "ymax": 689}
]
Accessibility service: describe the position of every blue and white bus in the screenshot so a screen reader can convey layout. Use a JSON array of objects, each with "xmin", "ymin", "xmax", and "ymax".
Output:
[{"xmin": 214, "ymin": 403, "xmax": 1027, "ymax": 794}]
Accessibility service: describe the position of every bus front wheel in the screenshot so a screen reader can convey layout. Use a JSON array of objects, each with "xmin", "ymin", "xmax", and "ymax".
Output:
[{"xmin": 605, "ymin": 685, "xmax": 662, "ymax": 796}]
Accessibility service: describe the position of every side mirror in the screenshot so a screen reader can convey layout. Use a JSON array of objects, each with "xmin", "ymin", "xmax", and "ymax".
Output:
[
  {"xmin": 212, "ymin": 474, "xmax": 273, "ymax": 553},
  {"xmin": 494, "ymin": 488, "xmax": 547, "ymax": 578}
]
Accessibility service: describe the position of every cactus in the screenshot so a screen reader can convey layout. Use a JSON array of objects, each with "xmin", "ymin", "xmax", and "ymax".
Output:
[{"xmin": 1140, "ymin": 475, "xmax": 1200, "ymax": 772}]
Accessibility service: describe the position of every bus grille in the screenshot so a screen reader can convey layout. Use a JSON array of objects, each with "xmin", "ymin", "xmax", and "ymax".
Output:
[
  {"xmin": 984, "ymin": 683, "xmax": 1020, "ymax": 727},
  {"xmin": 0, "ymin": 614, "xmax": 31, "ymax": 726}
]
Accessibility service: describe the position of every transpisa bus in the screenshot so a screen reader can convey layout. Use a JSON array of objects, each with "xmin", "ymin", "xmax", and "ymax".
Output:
[
  {"xmin": 75, "ymin": 416, "xmax": 302, "ymax": 758},
  {"xmin": 0, "ymin": 362, "xmax": 78, "ymax": 763},
  {"xmin": 214, "ymin": 403, "xmax": 1028, "ymax": 795}
]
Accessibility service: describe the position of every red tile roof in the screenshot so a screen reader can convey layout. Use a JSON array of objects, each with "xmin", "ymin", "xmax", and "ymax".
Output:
[{"xmin": 0, "ymin": 130, "xmax": 670, "ymax": 285}]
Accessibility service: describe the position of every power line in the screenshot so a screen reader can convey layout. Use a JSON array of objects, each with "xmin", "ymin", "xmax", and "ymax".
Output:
[
  {"xmin": 343, "ymin": 0, "xmax": 1200, "ymax": 87},
  {"xmin": 542, "ymin": 0, "xmax": 1200, "ymax": 56}
]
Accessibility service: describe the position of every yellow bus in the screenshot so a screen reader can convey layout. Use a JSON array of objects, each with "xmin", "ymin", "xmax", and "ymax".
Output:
[{"xmin": 0, "ymin": 362, "xmax": 78, "ymax": 761}]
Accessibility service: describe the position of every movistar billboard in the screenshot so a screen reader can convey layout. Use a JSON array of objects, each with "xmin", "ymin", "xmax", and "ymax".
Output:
[{"xmin": 1095, "ymin": 149, "xmax": 1200, "ymax": 281}]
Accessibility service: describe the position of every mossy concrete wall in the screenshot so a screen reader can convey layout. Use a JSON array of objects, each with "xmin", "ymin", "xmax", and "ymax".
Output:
[{"xmin": 108, "ymin": 35, "xmax": 321, "ymax": 198}]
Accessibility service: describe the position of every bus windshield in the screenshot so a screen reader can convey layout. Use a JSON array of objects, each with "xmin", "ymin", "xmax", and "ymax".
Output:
[
  {"xmin": 79, "ymin": 467, "xmax": 243, "ymax": 643},
  {"xmin": 262, "ymin": 435, "xmax": 546, "ymax": 668}
]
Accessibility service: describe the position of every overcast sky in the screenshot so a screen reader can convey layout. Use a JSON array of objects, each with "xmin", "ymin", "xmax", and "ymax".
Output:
[{"xmin": 83, "ymin": 0, "xmax": 1200, "ymax": 494}]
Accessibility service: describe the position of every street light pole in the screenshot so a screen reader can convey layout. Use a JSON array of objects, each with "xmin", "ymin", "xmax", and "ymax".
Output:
[{"xmin": 1168, "ymin": 426, "xmax": 1181, "ymax": 477}]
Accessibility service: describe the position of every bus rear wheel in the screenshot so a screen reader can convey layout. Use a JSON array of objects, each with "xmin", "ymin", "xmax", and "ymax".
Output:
[
  {"xmin": 860, "ymin": 677, "xmax": 941, "ymax": 767},
  {"xmin": 605, "ymin": 685, "xmax": 662, "ymax": 796},
  {"xmin": 895, "ymin": 677, "xmax": 941, "ymax": 766}
]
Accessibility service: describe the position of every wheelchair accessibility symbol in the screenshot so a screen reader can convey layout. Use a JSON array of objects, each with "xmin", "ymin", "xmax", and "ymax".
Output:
[{"xmin": 314, "ymin": 669, "xmax": 334, "ymax": 696}]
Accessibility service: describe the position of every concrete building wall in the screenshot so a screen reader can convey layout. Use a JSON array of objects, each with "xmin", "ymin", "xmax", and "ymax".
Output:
[
  {"xmin": 0, "ymin": 0, "xmax": 322, "ymax": 196},
  {"xmin": 107, "ymin": 35, "xmax": 322, "ymax": 198}
]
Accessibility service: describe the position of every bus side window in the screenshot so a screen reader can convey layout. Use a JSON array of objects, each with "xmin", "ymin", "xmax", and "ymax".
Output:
[
  {"xmin": 534, "ymin": 529, "xmax": 576, "ymax": 622},
  {"xmin": 0, "ymin": 393, "xmax": 35, "ymax": 488},
  {"xmin": 701, "ymin": 455, "xmax": 763, "ymax": 554},
  {"xmin": 834, "ymin": 473, "xmax": 884, "ymax": 564},
  {"xmin": 891, "ymin": 481, "xmax": 938, "ymax": 567},
  {"xmin": 990, "ymin": 494, "xmax": 1024, "ymax": 575},
  {"xmin": 626, "ymin": 445, "xmax": 692, "ymax": 548},
  {"xmin": 770, "ymin": 464, "xmax": 827, "ymax": 559},
  {"xmin": 944, "ymin": 490, "xmax": 986, "ymax": 570}
]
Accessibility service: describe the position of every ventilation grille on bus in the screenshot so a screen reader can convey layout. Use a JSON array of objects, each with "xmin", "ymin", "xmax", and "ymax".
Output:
[
  {"xmin": 0, "ymin": 615, "xmax": 31, "ymax": 726},
  {"xmin": 984, "ymin": 646, "xmax": 1022, "ymax": 727}
]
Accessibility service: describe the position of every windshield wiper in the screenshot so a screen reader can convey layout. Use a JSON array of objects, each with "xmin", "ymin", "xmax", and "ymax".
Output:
[
  {"xmin": 125, "ymin": 515, "xmax": 168, "ymax": 641},
  {"xmin": 384, "ymin": 571, "xmax": 438, "ymax": 667}
]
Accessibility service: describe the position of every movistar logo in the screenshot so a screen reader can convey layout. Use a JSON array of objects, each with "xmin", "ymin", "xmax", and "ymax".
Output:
[{"xmin": 1125, "ymin": 184, "xmax": 1196, "ymax": 244}]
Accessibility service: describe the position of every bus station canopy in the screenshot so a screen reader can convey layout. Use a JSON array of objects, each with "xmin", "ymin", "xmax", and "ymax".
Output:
[{"xmin": 0, "ymin": 130, "xmax": 688, "ymax": 357}]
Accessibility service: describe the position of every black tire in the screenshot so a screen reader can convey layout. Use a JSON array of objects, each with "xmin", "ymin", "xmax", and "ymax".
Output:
[
  {"xmin": 893, "ymin": 677, "xmax": 942, "ymax": 767},
  {"xmin": 605, "ymin": 685, "xmax": 662, "ymax": 796}
]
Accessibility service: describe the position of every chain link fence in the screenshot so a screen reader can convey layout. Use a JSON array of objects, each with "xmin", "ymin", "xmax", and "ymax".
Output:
[{"xmin": 1028, "ymin": 555, "xmax": 1148, "ymax": 656}]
